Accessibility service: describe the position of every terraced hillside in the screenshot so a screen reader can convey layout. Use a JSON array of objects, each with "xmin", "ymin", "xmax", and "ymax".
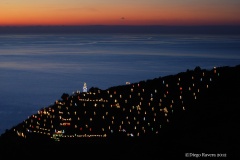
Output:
[{"xmin": 1, "ymin": 65, "xmax": 239, "ymax": 159}]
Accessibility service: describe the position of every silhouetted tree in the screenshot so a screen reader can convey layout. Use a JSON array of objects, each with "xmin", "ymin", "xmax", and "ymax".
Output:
[
  {"xmin": 61, "ymin": 93, "xmax": 69, "ymax": 101},
  {"xmin": 89, "ymin": 87, "xmax": 101, "ymax": 93},
  {"xmin": 194, "ymin": 66, "xmax": 201, "ymax": 72}
]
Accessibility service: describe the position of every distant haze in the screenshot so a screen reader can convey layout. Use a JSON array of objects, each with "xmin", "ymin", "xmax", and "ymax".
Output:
[{"xmin": 0, "ymin": 25, "xmax": 240, "ymax": 35}]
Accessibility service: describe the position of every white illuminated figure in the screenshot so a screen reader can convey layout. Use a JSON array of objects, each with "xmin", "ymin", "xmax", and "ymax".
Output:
[{"xmin": 83, "ymin": 82, "xmax": 87, "ymax": 92}]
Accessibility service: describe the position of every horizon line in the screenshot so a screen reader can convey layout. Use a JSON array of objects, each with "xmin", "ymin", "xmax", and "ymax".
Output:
[
  {"xmin": 1, "ymin": 25, "xmax": 240, "ymax": 34},
  {"xmin": 1, "ymin": 24, "xmax": 240, "ymax": 27}
]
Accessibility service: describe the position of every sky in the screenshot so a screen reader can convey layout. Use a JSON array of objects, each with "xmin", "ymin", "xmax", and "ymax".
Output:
[{"xmin": 1, "ymin": 0, "xmax": 240, "ymax": 26}]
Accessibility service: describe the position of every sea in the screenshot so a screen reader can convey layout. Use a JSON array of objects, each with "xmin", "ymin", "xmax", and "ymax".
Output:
[{"xmin": 1, "ymin": 33, "xmax": 240, "ymax": 135}]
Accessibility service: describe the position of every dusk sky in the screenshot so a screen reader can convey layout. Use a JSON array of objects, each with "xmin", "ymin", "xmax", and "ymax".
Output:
[{"xmin": 1, "ymin": 0, "xmax": 240, "ymax": 26}]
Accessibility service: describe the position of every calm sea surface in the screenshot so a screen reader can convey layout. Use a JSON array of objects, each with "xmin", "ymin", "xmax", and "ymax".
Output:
[{"xmin": 0, "ymin": 33, "xmax": 240, "ymax": 134}]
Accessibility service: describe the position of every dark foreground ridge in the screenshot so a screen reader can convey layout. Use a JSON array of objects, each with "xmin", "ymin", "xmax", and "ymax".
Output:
[{"xmin": 0, "ymin": 65, "xmax": 240, "ymax": 159}]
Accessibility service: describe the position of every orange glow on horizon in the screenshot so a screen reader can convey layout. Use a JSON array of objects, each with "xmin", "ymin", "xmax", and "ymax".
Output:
[{"xmin": 1, "ymin": 1, "xmax": 240, "ymax": 26}]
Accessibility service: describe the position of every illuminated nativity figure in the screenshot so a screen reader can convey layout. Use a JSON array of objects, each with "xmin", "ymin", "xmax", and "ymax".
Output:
[{"xmin": 83, "ymin": 82, "xmax": 87, "ymax": 92}]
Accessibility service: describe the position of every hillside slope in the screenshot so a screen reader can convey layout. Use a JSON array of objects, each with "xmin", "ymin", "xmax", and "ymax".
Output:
[{"xmin": 0, "ymin": 65, "xmax": 240, "ymax": 159}]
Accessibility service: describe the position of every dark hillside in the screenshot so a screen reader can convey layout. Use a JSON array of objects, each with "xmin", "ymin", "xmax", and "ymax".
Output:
[{"xmin": 0, "ymin": 65, "xmax": 239, "ymax": 159}]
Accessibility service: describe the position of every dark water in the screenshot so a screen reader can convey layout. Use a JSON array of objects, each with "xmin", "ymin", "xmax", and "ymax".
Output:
[{"xmin": 0, "ymin": 33, "xmax": 240, "ymax": 134}]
